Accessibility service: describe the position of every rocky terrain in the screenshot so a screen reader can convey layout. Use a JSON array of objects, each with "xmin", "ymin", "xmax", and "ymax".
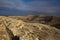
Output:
[
  {"xmin": 9, "ymin": 15, "xmax": 60, "ymax": 29},
  {"xmin": 0, "ymin": 16, "xmax": 60, "ymax": 40}
]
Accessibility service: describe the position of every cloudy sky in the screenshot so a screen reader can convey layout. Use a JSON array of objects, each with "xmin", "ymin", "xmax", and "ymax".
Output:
[{"xmin": 0, "ymin": 0, "xmax": 60, "ymax": 15}]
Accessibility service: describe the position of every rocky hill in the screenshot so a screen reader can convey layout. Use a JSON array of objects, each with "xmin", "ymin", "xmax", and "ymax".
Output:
[
  {"xmin": 0, "ymin": 16, "xmax": 60, "ymax": 40},
  {"xmin": 9, "ymin": 15, "xmax": 60, "ymax": 29}
]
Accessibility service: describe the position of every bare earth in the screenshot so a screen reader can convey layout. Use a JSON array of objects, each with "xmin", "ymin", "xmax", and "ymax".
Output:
[{"xmin": 0, "ymin": 16, "xmax": 60, "ymax": 40}]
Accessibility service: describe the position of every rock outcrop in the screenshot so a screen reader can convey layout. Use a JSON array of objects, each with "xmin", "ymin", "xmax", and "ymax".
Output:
[{"xmin": 0, "ymin": 16, "xmax": 60, "ymax": 40}]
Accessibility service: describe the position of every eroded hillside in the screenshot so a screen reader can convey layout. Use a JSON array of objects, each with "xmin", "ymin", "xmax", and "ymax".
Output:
[
  {"xmin": 9, "ymin": 15, "xmax": 60, "ymax": 29},
  {"xmin": 0, "ymin": 16, "xmax": 60, "ymax": 40}
]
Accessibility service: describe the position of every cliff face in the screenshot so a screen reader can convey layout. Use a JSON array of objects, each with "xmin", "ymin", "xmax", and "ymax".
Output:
[{"xmin": 0, "ymin": 16, "xmax": 60, "ymax": 40}]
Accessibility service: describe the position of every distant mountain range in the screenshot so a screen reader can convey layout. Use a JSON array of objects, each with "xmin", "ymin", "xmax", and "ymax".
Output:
[{"xmin": 0, "ymin": 7, "xmax": 60, "ymax": 16}]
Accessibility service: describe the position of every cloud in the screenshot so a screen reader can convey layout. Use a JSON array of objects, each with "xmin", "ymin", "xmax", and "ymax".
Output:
[
  {"xmin": 26, "ymin": 1, "xmax": 59, "ymax": 7},
  {"xmin": 22, "ymin": 1, "xmax": 60, "ymax": 13},
  {"xmin": 40, "ymin": 7, "xmax": 60, "ymax": 13},
  {"xmin": 0, "ymin": 0, "xmax": 27, "ymax": 9},
  {"xmin": 0, "ymin": 0, "xmax": 16, "ymax": 8},
  {"xmin": 0, "ymin": 0, "xmax": 60, "ymax": 13},
  {"xmin": 1, "ymin": 4, "xmax": 15, "ymax": 8}
]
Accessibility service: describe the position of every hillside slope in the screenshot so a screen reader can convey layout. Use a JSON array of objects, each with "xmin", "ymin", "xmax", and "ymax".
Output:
[
  {"xmin": 0, "ymin": 16, "xmax": 60, "ymax": 40},
  {"xmin": 9, "ymin": 15, "xmax": 60, "ymax": 29}
]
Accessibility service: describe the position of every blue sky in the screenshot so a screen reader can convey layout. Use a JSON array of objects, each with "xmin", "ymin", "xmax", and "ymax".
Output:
[{"xmin": 0, "ymin": 0, "xmax": 60, "ymax": 14}]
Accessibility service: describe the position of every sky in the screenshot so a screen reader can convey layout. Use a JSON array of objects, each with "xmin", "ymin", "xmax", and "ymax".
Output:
[{"xmin": 0, "ymin": 0, "xmax": 60, "ymax": 15}]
